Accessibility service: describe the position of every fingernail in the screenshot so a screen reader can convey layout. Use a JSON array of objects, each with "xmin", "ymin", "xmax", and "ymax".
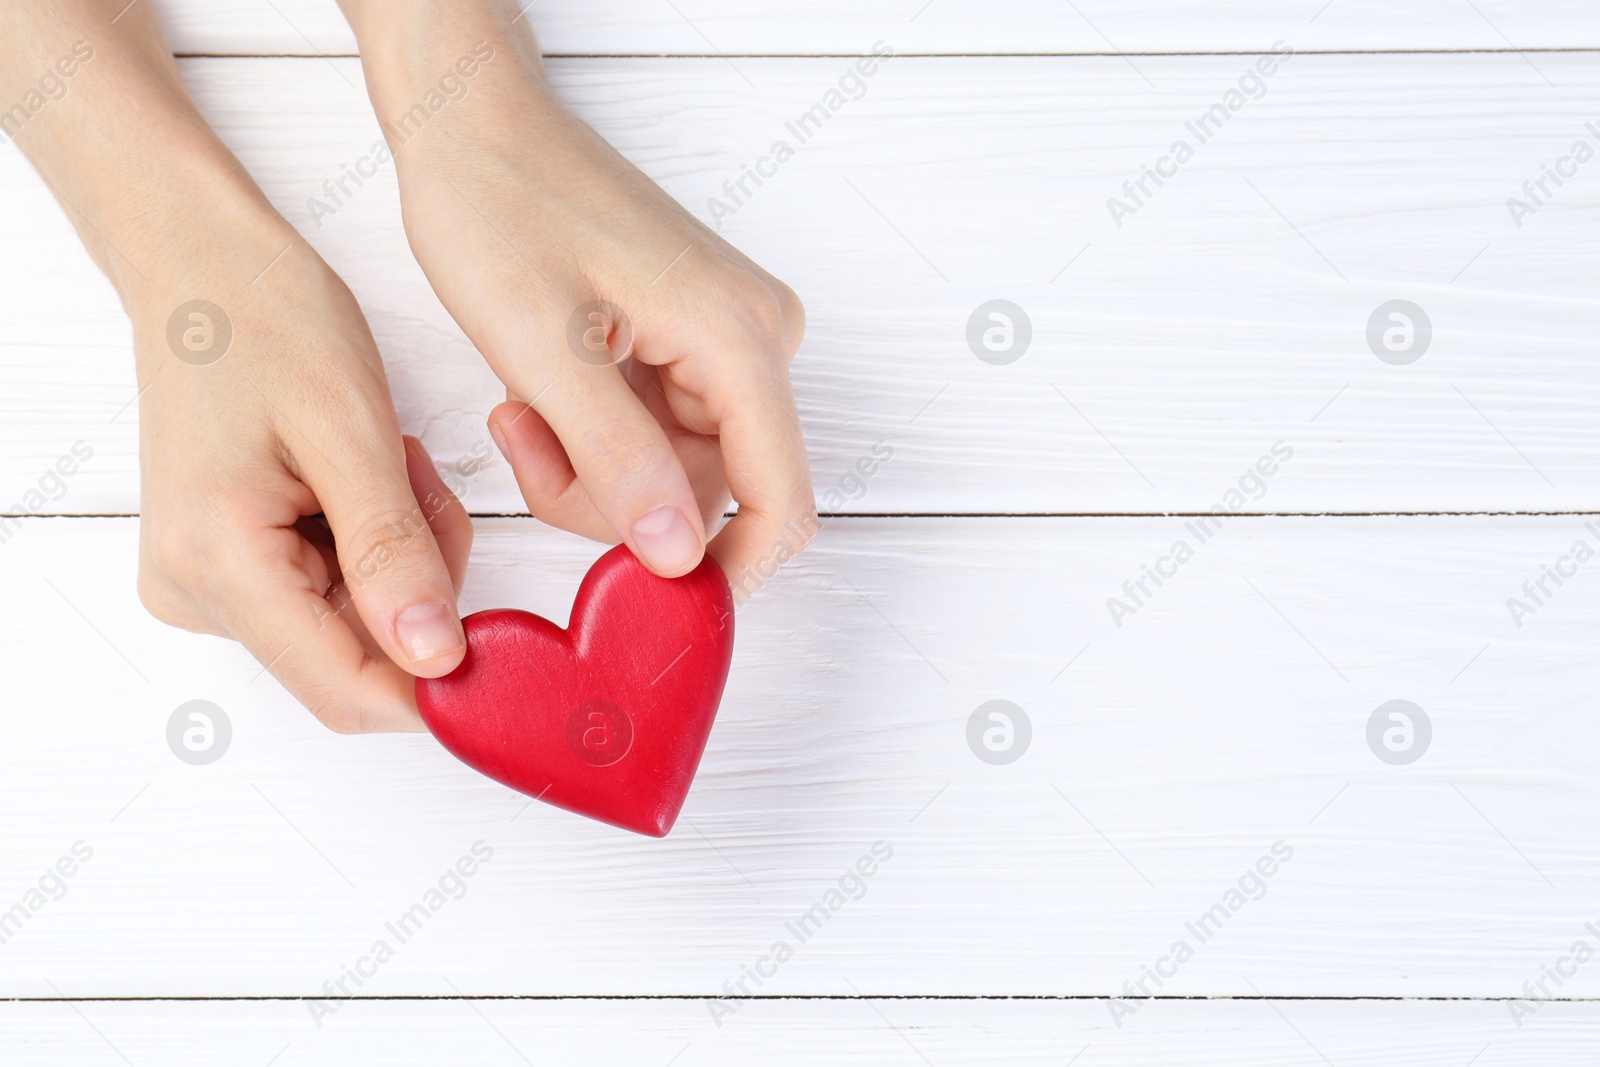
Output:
[
  {"xmin": 395, "ymin": 602, "xmax": 465, "ymax": 663},
  {"xmin": 488, "ymin": 422, "xmax": 510, "ymax": 463},
  {"xmin": 631, "ymin": 505, "xmax": 701, "ymax": 575}
]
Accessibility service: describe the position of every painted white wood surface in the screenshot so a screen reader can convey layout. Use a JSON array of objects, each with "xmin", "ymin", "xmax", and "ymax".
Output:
[
  {"xmin": 4, "ymin": 6, "xmax": 1597, "ymax": 1058},
  {"xmin": 2, "ymin": 517, "xmax": 1598, "ymax": 998},
  {"xmin": 3, "ymin": 54, "xmax": 1598, "ymax": 515},
  {"xmin": 3, "ymin": 999, "xmax": 1597, "ymax": 1066},
  {"xmin": 146, "ymin": 0, "xmax": 1600, "ymax": 56}
]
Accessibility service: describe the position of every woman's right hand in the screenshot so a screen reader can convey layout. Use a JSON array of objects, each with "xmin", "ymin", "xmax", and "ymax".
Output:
[
  {"xmin": 129, "ymin": 207, "xmax": 473, "ymax": 733},
  {"xmin": 3, "ymin": 0, "xmax": 471, "ymax": 731}
]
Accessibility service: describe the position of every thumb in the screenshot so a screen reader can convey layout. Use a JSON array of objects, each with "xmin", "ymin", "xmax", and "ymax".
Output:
[
  {"xmin": 300, "ymin": 432, "xmax": 467, "ymax": 678},
  {"xmin": 518, "ymin": 369, "xmax": 706, "ymax": 578}
]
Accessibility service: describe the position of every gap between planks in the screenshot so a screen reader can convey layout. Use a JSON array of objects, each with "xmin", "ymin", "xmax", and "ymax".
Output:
[
  {"xmin": 12, "ymin": 512, "xmax": 1600, "ymax": 520},
  {"xmin": 167, "ymin": 49, "xmax": 1600, "ymax": 58},
  {"xmin": 7, "ymin": 994, "xmax": 1600, "ymax": 1003}
]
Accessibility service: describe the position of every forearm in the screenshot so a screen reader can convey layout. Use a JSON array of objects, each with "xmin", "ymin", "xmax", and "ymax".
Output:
[
  {"xmin": 336, "ymin": 0, "xmax": 557, "ymax": 164},
  {"xmin": 0, "ymin": 1, "xmax": 288, "ymax": 307}
]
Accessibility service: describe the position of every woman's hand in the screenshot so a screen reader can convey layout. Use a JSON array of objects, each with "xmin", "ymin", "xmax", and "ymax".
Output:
[
  {"xmin": 345, "ymin": 1, "xmax": 817, "ymax": 598},
  {"xmin": 2, "ymin": 0, "xmax": 472, "ymax": 731},
  {"xmin": 130, "ymin": 209, "xmax": 473, "ymax": 732}
]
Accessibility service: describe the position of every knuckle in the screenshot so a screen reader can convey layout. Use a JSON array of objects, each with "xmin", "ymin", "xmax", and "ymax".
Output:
[
  {"xmin": 316, "ymin": 372, "xmax": 388, "ymax": 427},
  {"xmin": 142, "ymin": 482, "xmax": 252, "ymax": 585},
  {"xmin": 305, "ymin": 696, "xmax": 366, "ymax": 735},
  {"xmin": 788, "ymin": 506, "xmax": 820, "ymax": 553},
  {"xmin": 142, "ymin": 516, "xmax": 206, "ymax": 588},
  {"xmin": 338, "ymin": 505, "xmax": 433, "ymax": 588},
  {"xmin": 733, "ymin": 276, "xmax": 791, "ymax": 347},
  {"xmin": 143, "ymin": 534, "xmax": 189, "ymax": 585},
  {"xmin": 689, "ymin": 269, "xmax": 796, "ymax": 351},
  {"xmin": 135, "ymin": 568, "xmax": 195, "ymax": 629},
  {"xmin": 771, "ymin": 280, "xmax": 806, "ymax": 356},
  {"xmin": 577, "ymin": 417, "xmax": 668, "ymax": 497},
  {"xmin": 715, "ymin": 273, "xmax": 805, "ymax": 365}
]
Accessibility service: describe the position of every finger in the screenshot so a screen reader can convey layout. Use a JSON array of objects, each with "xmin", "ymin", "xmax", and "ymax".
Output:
[
  {"xmin": 645, "ymin": 267, "xmax": 812, "ymax": 595},
  {"xmin": 707, "ymin": 399, "xmax": 819, "ymax": 601},
  {"xmin": 304, "ymin": 438, "xmax": 475, "ymax": 669},
  {"xmin": 293, "ymin": 515, "xmax": 340, "ymax": 591},
  {"xmin": 402, "ymin": 435, "xmax": 474, "ymax": 594},
  {"xmin": 210, "ymin": 524, "xmax": 427, "ymax": 733},
  {"xmin": 677, "ymin": 433, "xmax": 732, "ymax": 535},
  {"xmin": 488, "ymin": 400, "xmax": 614, "ymax": 543},
  {"xmin": 491, "ymin": 396, "xmax": 730, "ymax": 542},
  {"xmin": 628, "ymin": 270, "xmax": 813, "ymax": 597},
  {"xmin": 628, "ymin": 362, "xmax": 733, "ymax": 532},
  {"xmin": 517, "ymin": 363, "xmax": 707, "ymax": 578},
  {"xmin": 294, "ymin": 426, "xmax": 467, "ymax": 679}
]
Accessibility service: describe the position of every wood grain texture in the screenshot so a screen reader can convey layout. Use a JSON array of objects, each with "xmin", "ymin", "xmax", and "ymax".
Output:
[
  {"xmin": 2, "ymin": 998, "xmax": 1597, "ymax": 1066},
  {"xmin": 2, "ymin": 54, "xmax": 1597, "ymax": 515},
  {"xmin": 144, "ymin": 0, "xmax": 1600, "ymax": 55},
  {"xmin": 5, "ymin": 4, "xmax": 1594, "ymax": 1054},
  {"xmin": 2, "ymin": 516, "xmax": 1598, "ymax": 997}
]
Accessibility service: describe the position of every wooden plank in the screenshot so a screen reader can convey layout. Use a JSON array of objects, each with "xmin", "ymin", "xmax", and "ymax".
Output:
[
  {"xmin": 2, "ymin": 998, "xmax": 1597, "ymax": 1065},
  {"xmin": 2, "ymin": 516, "xmax": 1599, "ymax": 996},
  {"xmin": 3, "ymin": 55, "xmax": 1597, "ymax": 516},
  {"xmin": 145, "ymin": 0, "xmax": 1600, "ymax": 56}
]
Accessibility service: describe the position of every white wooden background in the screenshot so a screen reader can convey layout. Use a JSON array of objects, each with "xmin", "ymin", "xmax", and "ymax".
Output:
[{"xmin": 2, "ymin": 2, "xmax": 1599, "ymax": 1064}]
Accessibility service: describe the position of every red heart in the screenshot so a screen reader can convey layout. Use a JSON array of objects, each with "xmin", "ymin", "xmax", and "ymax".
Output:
[{"xmin": 416, "ymin": 545, "xmax": 735, "ymax": 837}]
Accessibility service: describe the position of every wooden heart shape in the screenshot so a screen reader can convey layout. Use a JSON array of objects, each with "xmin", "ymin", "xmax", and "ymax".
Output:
[{"xmin": 416, "ymin": 545, "xmax": 734, "ymax": 837}]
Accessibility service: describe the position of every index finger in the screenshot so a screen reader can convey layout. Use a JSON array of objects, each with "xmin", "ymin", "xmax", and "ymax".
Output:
[
  {"xmin": 211, "ymin": 524, "xmax": 425, "ymax": 733},
  {"xmin": 703, "ymin": 359, "xmax": 817, "ymax": 603}
]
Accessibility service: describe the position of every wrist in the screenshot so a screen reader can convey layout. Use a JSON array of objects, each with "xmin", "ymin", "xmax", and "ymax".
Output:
[
  {"xmin": 105, "ymin": 132, "xmax": 299, "ymax": 316},
  {"xmin": 99, "ymin": 133, "xmax": 307, "ymax": 368},
  {"xmin": 340, "ymin": 0, "xmax": 555, "ymax": 161},
  {"xmin": 17, "ymin": 67, "xmax": 296, "ymax": 310}
]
